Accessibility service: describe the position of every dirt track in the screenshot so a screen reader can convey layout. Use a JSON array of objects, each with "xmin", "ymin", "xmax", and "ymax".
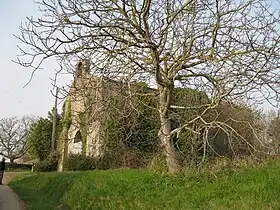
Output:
[{"xmin": 3, "ymin": 172, "xmax": 26, "ymax": 185}]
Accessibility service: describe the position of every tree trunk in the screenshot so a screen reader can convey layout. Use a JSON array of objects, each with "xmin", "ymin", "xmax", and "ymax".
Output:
[
  {"xmin": 158, "ymin": 85, "xmax": 180, "ymax": 174},
  {"xmin": 10, "ymin": 158, "xmax": 14, "ymax": 164}
]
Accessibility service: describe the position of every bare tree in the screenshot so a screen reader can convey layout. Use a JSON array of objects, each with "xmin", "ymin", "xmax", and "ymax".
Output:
[
  {"xmin": 0, "ymin": 116, "xmax": 35, "ymax": 163},
  {"xmin": 15, "ymin": 0, "xmax": 280, "ymax": 173}
]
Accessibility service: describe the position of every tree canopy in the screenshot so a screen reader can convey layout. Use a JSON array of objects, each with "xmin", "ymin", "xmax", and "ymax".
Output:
[{"xmin": 27, "ymin": 117, "xmax": 53, "ymax": 161}]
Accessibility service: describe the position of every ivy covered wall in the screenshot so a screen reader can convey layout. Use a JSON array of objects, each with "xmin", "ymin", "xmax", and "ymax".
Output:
[{"xmin": 57, "ymin": 97, "xmax": 71, "ymax": 171}]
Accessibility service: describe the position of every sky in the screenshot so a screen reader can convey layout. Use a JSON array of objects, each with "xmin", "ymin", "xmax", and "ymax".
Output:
[{"xmin": 0, "ymin": 1, "xmax": 71, "ymax": 118}]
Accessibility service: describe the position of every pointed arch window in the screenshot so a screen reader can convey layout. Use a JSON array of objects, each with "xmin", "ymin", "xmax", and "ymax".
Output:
[{"xmin": 74, "ymin": 131, "xmax": 82, "ymax": 143}]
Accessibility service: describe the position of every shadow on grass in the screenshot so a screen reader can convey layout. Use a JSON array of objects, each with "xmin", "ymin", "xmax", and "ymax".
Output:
[{"xmin": 9, "ymin": 172, "xmax": 80, "ymax": 209}]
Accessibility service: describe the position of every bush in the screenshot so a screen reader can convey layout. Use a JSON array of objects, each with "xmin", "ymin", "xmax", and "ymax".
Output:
[
  {"xmin": 65, "ymin": 150, "xmax": 149, "ymax": 172},
  {"xmin": 118, "ymin": 149, "xmax": 148, "ymax": 168},
  {"xmin": 34, "ymin": 152, "xmax": 59, "ymax": 172},
  {"xmin": 27, "ymin": 117, "xmax": 53, "ymax": 161},
  {"xmin": 148, "ymin": 153, "xmax": 168, "ymax": 173},
  {"xmin": 96, "ymin": 149, "xmax": 149, "ymax": 170},
  {"xmin": 65, "ymin": 153, "xmax": 96, "ymax": 171}
]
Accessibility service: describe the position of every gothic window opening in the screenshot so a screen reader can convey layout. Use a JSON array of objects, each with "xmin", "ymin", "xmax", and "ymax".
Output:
[{"xmin": 74, "ymin": 131, "xmax": 82, "ymax": 143}]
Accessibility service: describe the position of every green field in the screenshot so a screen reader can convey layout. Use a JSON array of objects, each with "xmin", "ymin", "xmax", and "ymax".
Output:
[{"xmin": 9, "ymin": 161, "xmax": 280, "ymax": 210}]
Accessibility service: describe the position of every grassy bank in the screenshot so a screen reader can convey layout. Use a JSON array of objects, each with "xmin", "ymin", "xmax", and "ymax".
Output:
[{"xmin": 9, "ymin": 161, "xmax": 280, "ymax": 210}]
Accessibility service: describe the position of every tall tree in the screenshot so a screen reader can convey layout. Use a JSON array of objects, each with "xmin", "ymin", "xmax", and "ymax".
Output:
[
  {"xmin": 16, "ymin": 0, "xmax": 280, "ymax": 173},
  {"xmin": 27, "ymin": 117, "xmax": 53, "ymax": 161},
  {"xmin": 0, "ymin": 116, "xmax": 35, "ymax": 163}
]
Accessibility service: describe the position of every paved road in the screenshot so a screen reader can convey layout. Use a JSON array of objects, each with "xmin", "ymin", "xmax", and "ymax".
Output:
[{"xmin": 0, "ymin": 185, "xmax": 24, "ymax": 210}]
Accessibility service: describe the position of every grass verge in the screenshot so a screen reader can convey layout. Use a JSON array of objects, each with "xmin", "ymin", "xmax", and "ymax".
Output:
[{"xmin": 9, "ymin": 161, "xmax": 280, "ymax": 210}]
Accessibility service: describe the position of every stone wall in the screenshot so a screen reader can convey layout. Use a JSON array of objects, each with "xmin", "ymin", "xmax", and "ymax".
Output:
[{"xmin": 59, "ymin": 59, "xmax": 127, "ymax": 170}]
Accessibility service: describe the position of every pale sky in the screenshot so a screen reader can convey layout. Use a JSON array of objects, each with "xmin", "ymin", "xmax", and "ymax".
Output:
[{"xmin": 0, "ymin": 1, "xmax": 71, "ymax": 118}]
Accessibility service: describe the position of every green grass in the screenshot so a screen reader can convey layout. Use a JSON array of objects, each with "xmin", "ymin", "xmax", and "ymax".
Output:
[
  {"xmin": 6, "ymin": 168, "xmax": 32, "ymax": 172},
  {"xmin": 9, "ymin": 161, "xmax": 280, "ymax": 210}
]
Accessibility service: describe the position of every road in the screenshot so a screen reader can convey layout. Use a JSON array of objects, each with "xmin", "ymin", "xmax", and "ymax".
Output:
[
  {"xmin": 0, "ymin": 172, "xmax": 26, "ymax": 210},
  {"xmin": 0, "ymin": 185, "xmax": 24, "ymax": 210}
]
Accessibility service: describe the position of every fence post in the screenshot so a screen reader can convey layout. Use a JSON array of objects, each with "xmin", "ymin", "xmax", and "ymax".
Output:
[{"xmin": 31, "ymin": 162, "xmax": 34, "ymax": 172}]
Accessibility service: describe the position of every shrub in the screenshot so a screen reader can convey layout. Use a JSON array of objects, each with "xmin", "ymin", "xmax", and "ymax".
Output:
[
  {"xmin": 27, "ymin": 117, "xmax": 53, "ymax": 161},
  {"xmin": 34, "ymin": 151, "xmax": 59, "ymax": 172},
  {"xmin": 65, "ymin": 153, "xmax": 96, "ymax": 171},
  {"xmin": 96, "ymin": 149, "xmax": 149, "ymax": 170},
  {"xmin": 119, "ymin": 149, "xmax": 148, "ymax": 168},
  {"xmin": 148, "ymin": 153, "xmax": 168, "ymax": 173}
]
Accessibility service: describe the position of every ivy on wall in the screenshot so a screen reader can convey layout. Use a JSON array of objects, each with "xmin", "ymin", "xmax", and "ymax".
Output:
[
  {"xmin": 57, "ymin": 97, "xmax": 72, "ymax": 170},
  {"xmin": 58, "ymin": 97, "xmax": 72, "ymax": 153}
]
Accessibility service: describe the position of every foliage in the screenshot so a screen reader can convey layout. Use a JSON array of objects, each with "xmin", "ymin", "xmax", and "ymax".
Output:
[
  {"xmin": 27, "ymin": 117, "xmax": 53, "ymax": 161},
  {"xmin": 149, "ymin": 153, "xmax": 168, "ymax": 173},
  {"xmin": 58, "ymin": 98, "xmax": 71, "ymax": 155},
  {"xmin": 171, "ymin": 88, "xmax": 211, "ymax": 164},
  {"xmin": 47, "ymin": 108, "xmax": 62, "ymax": 124},
  {"xmin": 58, "ymin": 80, "xmax": 262, "ymax": 170},
  {"xmin": 172, "ymin": 94, "xmax": 262, "ymax": 165},
  {"xmin": 101, "ymin": 83, "xmax": 159, "ymax": 166},
  {"xmin": 60, "ymin": 98, "xmax": 72, "ymax": 130},
  {"xmin": 211, "ymin": 102, "xmax": 263, "ymax": 157},
  {"xmin": 33, "ymin": 152, "xmax": 59, "ymax": 172},
  {"xmin": 98, "ymin": 148, "xmax": 148, "ymax": 169},
  {"xmin": 65, "ymin": 153, "xmax": 96, "ymax": 171},
  {"xmin": 10, "ymin": 159, "xmax": 280, "ymax": 210}
]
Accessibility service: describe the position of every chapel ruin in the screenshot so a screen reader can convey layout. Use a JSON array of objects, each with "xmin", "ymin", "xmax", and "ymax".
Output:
[{"xmin": 58, "ymin": 59, "xmax": 131, "ymax": 171}]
